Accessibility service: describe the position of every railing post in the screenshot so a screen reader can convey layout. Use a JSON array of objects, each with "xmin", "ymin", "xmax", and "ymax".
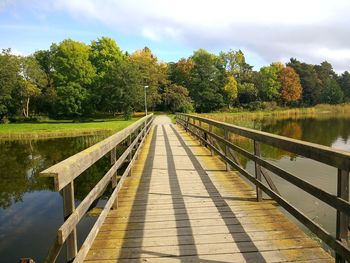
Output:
[
  {"xmin": 111, "ymin": 147, "xmax": 117, "ymax": 188},
  {"xmin": 336, "ymin": 169, "xmax": 349, "ymax": 263},
  {"xmin": 62, "ymin": 182, "xmax": 77, "ymax": 262},
  {"xmin": 253, "ymin": 140, "xmax": 263, "ymax": 202},
  {"xmin": 199, "ymin": 120, "xmax": 203, "ymax": 145},
  {"xmin": 209, "ymin": 124, "xmax": 213, "ymax": 156},
  {"xmin": 224, "ymin": 128, "xmax": 231, "ymax": 171},
  {"xmin": 128, "ymin": 133, "xmax": 132, "ymax": 176}
]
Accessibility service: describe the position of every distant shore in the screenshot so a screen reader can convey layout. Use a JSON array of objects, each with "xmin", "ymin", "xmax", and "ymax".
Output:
[
  {"xmin": 0, "ymin": 117, "xmax": 139, "ymax": 140},
  {"xmin": 198, "ymin": 103, "xmax": 350, "ymax": 126}
]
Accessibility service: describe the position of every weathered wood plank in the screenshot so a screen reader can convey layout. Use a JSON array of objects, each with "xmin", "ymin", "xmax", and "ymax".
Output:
[
  {"xmin": 84, "ymin": 247, "xmax": 333, "ymax": 263},
  {"xmin": 90, "ymin": 230, "xmax": 307, "ymax": 249},
  {"xmin": 81, "ymin": 118, "xmax": 333, "ymax": 263},
  {"xmin": 85, "ymin": 238, "xmax": 321, "ymax": 260}
]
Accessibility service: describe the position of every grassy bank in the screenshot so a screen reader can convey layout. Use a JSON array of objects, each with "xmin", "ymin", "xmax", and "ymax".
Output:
[
  {"xmin": 0, "ymin": 117, "xmax": 140, "ymax": 140},
  {"xmin": 198, "ymin": 104, "xmax": 350, "ymax": 126}
]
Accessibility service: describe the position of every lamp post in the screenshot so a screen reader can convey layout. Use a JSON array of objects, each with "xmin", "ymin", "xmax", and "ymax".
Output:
[{"xmin": 144, "ymin": 85, "xmax": 148, "ymax": 116}]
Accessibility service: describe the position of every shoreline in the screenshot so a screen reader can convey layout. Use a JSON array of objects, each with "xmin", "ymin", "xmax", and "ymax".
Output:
[
  {"xmin": 0, "ymin": 129, "xmax": 112, "ymax": 140},
  {"xmin": 0, "ymin": 118, "xmax": 139, "ymax": 140}
]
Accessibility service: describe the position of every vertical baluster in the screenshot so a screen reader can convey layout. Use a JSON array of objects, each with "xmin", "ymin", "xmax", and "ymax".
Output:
[
  {"xmin": 336, "ymin": 169, "xmax": 349, "ymax": 263},
  {"xmin": 110, "ymin": 147, "xmax": 119, "ymax": 209},
  {"xmin": 62, "ymin": 182, "xmax": 77, "ymax": 262},
  {"xmin": 111, "ymin": 147, "xmax": 117, "ymax": 188},
  {"xmin": 253, "ymin": 140, "xmax": 262, "ymax": 202},
  {"xmin": 224, "ymin": 128, "xmax": 231, "ymax": 171},
  {"xmin": 204, "ymin": 128, "xmax": 208, "ymax": 148},
  {"xmin": 199, "ymin": 120, "xmax": 203, "ymax": 145},
  {"xmin": 209, "ymin": 124, "xmax": 214, "ymax": 156},
  {"xmin": 185, "ymin": 116, "xmax": 189, "ymax": 132},
  {"xmin": 128, "ymin": 133, "xmax": 132, "ymax": 176}
]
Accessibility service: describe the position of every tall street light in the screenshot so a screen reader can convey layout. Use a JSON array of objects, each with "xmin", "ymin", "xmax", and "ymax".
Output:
[{"xmin": 144, "ymin": 85, "xmax": 148, "ymax": 116}]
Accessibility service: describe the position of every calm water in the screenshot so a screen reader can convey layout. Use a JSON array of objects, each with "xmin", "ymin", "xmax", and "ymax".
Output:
[
  {"xmin": 0, "ymin": 135, "xmax": 114, "ymax": 263},
  {"xmin": 0, "ymin": 116, "xmax": 349, "ymax": 262},
  {"xmin": 226, "ymin": 115, "xmax": 350, "ymax": 240}
]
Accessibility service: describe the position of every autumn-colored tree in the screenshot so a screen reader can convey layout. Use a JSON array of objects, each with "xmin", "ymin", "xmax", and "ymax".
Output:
[
  {"xmin": 278, "ymin": 66, "xmax": 302, "ymax": 103},
  {"xmin": 168, "ymin": 58, "xmax": 193, "ymax": 88},
  {"xmin": 224, "ymin": 75, "xmax": 238, "ymax": 107},
  {"xmin": 130, "ymin": 47, "xmax": 168, "ymax": 109},
  {"xmin": 220, "ymin": 49, "xmax": 253, "ymax": 82},
  {"xmin": 287, "ymin": 58, "xmax": 322, "ymax": 105}
]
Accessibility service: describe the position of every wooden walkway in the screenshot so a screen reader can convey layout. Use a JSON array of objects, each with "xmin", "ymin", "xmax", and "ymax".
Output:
[{"xmin": 85, "ymin": 116, "xmax": 333, "ymax": 262}]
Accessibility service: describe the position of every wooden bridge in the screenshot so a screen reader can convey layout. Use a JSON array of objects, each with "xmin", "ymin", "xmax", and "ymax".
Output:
[{"xmin": 41, "ymin": 114, "xmax": 350, "ymax": 263}]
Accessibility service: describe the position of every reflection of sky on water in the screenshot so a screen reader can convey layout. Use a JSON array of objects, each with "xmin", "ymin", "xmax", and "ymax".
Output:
[
  {"xmin": 331, "ymin": 137, "xmax": 350, "ymax": 152},
  {"xmin": 0, "ymin": 191, "xmax": 62, "ymax": 262},
  {"xmin": 0, "ymin": 135, "xmax": 106, "ymax": 262}
]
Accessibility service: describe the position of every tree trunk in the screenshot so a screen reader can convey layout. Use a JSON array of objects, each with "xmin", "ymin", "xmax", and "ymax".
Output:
[
  {"xmin": 23, "ymin": 97, "xmax": 30, "ymax": 118},
  {"xmin": 26, "ymin": 97, "xmax": 30, "ymax": 118}
]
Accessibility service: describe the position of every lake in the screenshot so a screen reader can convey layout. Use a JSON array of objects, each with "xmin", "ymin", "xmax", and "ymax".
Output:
[
  {"xmin": 0, "ymin": 135, "xmax": 114, "ymax": 263},
  {"xmin": 0, "ymin": 114, "xmax": 349, "ymax": 262},
  {"xmin": 220, "ymin": 114, "xmax": 350, "ymax": 243}
]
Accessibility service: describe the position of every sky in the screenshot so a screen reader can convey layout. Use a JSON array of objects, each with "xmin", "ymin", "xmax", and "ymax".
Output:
[{"xmin": 0, "ymin": 0, "xmax": 350, "ymax": 72}]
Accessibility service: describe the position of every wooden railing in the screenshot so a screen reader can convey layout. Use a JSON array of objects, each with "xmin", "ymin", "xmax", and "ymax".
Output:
[
  {"xmin": 176, "ymin": 113, "xmax": 350, "ymax": 263},
  {"xmin": 40, "ymin": 114, "xmax": 154, "ymax": 263}
]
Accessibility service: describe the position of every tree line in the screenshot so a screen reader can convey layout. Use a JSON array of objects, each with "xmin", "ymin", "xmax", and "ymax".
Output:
[{"xmin": 1, "ymin": 36, "xmax": 349, "ymax": 121}]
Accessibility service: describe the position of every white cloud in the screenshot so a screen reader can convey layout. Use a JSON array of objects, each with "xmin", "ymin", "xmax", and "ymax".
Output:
[{"xmin": 5, "ymin": 0, "xmax": 350, "ymax": 71}]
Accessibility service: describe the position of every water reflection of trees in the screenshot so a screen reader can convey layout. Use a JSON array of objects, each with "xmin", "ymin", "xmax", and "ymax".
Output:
[
  {"xmin": 261, "ymin": 117, "xmax": 350, "ymax": 147},
  {"xmin": 225, "ymin": 116, "xmax": 350, "ymax": 168},
  {"xmin": 0, "ymin": 135, "xmax": 109, "ymax": 209}
]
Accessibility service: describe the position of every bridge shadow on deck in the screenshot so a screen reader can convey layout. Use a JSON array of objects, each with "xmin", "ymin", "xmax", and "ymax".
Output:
[
  {"xmin": 169, "ymin": 124, "xmax": 266, "ymax": 263},
  {"xmin": 118, "ymin": 124, "xmax": 266, "ymax": 262}
]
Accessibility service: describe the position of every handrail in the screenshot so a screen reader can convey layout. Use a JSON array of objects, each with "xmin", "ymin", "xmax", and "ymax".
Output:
[
  {"xmin": 180, "ymin": 114, "xmax": 350, "ymax": 170},
  {"xmin": 40, "ymin": 114, "xmax": 154, "ymax": 263},
  {"xmin": 41, "ymin": 114, "xmax": 153, "ymax": 191},
  {"xmin": 176, "ymin": 113, "xmax": 349, "ymax": 263}
]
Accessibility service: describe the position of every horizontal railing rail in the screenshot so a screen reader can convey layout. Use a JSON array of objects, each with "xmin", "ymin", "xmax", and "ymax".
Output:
[
  {"xmin": 176, "ymin": 113, "xmax": 349, "ymax": 263},
  {"xmin": 40, "ymin": 114, "xmax": 154, "ymax": 263}
]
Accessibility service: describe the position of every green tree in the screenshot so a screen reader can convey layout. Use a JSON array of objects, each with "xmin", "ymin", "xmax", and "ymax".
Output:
[
  {"xmin": 90, "ymin": 37, "xmax": 124, "ymax": 74},
  {"xmin": 189, "ymin": 49, "xmax": 226, "ymax": 112},
  {"xmin": 168, "ymin": 58, "xmax": 193, "ymax": 88},
  {"xmin": 50, "ymin": 39, "xmax": 96, "ymax": 116},
  {"xmin": 321, "ymin": 78, "xmax": 344, "ymax": 104},
  {"xmin": 315, "ymin": 61, "xmax": 337, "ymax": 84},
  {"xmin": 338, "ymin": 71, "xmax": 350, "ymax": 101},
  {"xmin": 56, "ymin": 82, "xmax": 89, "ymax": 117},
  {"xmin": 220, "ymin": 49, "xmax": 253, "ymax": 82},
  {"xmin": 19, "ymin": 56, "xmax": 47, "ymax": 117},
  {"xmin": 0, "ymin": 49, "xmax": 21, "ymax": 120},
  {"xmin": 237, "ymin": 82, "xmax": 258, "ymax": 104},
  {"xmin": 258, "ymin": 63, "xmax": 282, "ymax": 101},
  {"xmin": 287, "ymin": 58, "xmax": 322, "ymax": 105},
  {"xmin": 51, "ymin": 39, "xmax": 96, "ymax": 87},
  {"xmin": 33, "ymin": 50, "xmax": 56, "ymax": 116},
  {"xmin": 33, "ymin": 50, "xmax": 54, "ymax": 90},
  {"xmin": 315, "ymin": 61, "xmax": 339, "ymax": 104},
  {"xmin": 89, "ymin": 37, "xmax": 125, "ymax": 111},
  {"xmin": 106, "ymin": 59, "xmax": 143, "ymax": 119},
  {"xmin": 162, "ymin": 84, "xmax": 193, "ymax": 113}
]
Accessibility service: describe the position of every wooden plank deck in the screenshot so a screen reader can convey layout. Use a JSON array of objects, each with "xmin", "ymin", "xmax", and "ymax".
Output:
[{"xmin": 85, "ymin": 116, "xmax": 333, "ymax": 263}]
